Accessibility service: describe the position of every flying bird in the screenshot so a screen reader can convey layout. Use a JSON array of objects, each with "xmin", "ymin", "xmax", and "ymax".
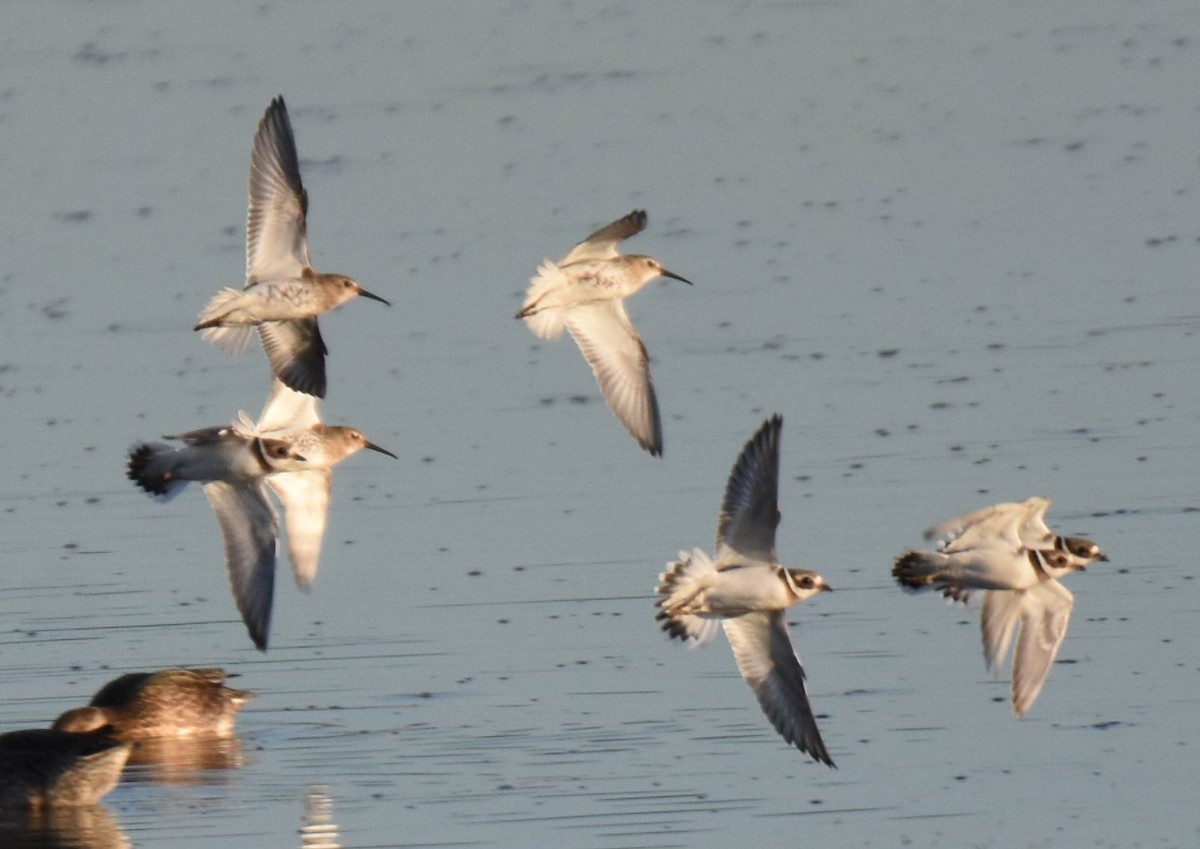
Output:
[
  {"xmin": 655, "ymin": 415, "xmax": 835, "ymax": 765},
  {"xmin": 195, "ymin": 96, "xmax": 389, "ymax": 397},
  {"xmin": 127, "ymin": 379, "xmax": 396, "ymax": 649},
  {"xmin": 517, "ymin": 209, "xmax": 690, "ymax": 456},
  {"xmin": 894, "ymin": 497, "xmax": 1104, "ymax": 716}
]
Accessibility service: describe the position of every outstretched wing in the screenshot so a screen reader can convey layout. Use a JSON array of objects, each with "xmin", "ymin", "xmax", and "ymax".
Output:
[
  {"xmin": 203, "ymin": 480, "xmax": 278, "ymax": 651},
  {"xmin": 246, "ymin": 96, "xmax": 310, "ymax": 283},
  {"xmin": 935, "ymin": 500, "xmax": 1027, "ymax": 554},
  {"xmin": 980, "ymin": 589, "xmax": 1024, "ymax": 672},
  {"xmin": 266, "ymin": 469, "xmax": 332, "ymax": 590},
  {"xmin": 561, "ymin": 210, "xmax": 647, "ymax": 265},
  {"xmin": 1015, "ymin": 497, "xmax": 1054, "ymax": 547},
  {"xmin": 722, "ymin": 610, "xmax": 834, "ymax": 767},
  {"xmin": 565, "ymin": 300, "xmax": 662, "ymax": 456},
  {"xmin": 1011, "ymin": 579, "xmax": 1074, "ymax": 717},
  {"xmin": 258, "ymin": 318, "xmax": 328, "ymax": 398},
  {"xmin": 716, "ymin": 415, "xmax": 782, "ymax": 563},
  {"xmin": 257, "ymin": 378, "xmax": 322, "ymax": 434}
]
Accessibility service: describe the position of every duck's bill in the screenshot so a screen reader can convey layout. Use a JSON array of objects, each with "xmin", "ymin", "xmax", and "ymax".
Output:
[
  {"xmin": 365, "ymin": 441, "xmax": 398, "ymax": 459},
  {"xmin": 358, "ymin": 288, "xmax": 391, "ymax": 305}
]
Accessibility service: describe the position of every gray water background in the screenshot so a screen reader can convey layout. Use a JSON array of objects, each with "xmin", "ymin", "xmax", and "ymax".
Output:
[{"xmin": 0, "ymin": 1, "xmax": 1198, "ymax": 846}]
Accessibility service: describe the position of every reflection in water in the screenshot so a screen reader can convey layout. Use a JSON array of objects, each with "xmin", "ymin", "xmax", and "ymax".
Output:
[
  {"xmin": 299, "ymin": 786, "xmax": 341, "ymax": 849},
  {"xmin": 118, "ymin": 736, "xmax": 247, "ymax": 787},
  {"xmin": 0, "ymin": 806, "xmax": 130, "ymax": 849}
]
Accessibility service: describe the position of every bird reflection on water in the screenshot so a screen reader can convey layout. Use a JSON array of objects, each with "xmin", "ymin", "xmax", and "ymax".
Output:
[
  {"xmin": 0, "ymin": 804, "xmax": 131, "ymax": 849},
  {"xmin": 299, "ymin": 786, "xmax": 341, "ymax": 849}
]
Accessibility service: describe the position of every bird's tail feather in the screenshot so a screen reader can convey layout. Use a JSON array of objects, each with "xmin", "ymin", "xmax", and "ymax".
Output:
[
  {"xmin": 517, "ymin": 260, "xmax": 569, "ymax": 340},
  {"xmin": 654, "ymin": 549, "xmax": 722, "ymax": 645},
  {"xmin": 196, "ymin": 288, "xmax": 256, "ymax": 354},
  {"xmin": 892, "ymin": 550, "xmax": 970, "ymax": 601},
  {"xmin": 892, "ymin": 550, "xmax": 947, "ymax": 591},
  {"xmin": 126, "ymin": 442, "xmax": 190, "ymax": 501}
]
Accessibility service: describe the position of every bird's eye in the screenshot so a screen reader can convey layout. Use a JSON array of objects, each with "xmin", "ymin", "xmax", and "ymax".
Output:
[
  {"xmin": 343, "ymin": 280, "xmax": 354, "ymax": 288},
  {"xmin": 799, "ymin": 576, "xmax": 814, "ymax": 588}
]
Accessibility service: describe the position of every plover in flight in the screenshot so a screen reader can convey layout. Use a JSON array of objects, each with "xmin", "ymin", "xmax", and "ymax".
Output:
[
  {"xmin": 53, "ymin": 668, "xmax": 254, "ymax": 740},
  {"xmin": 893, "ymin": 498, "xmax": 1103, "ymax": 716},
  {"xmin": 127, "ymin": 379, "xmax": 396, "ymax": 650},
  {"xmin": 516, "ymin": 209, "xmax": 690, "ymax": 456},
  {"xmin": 924, "ymin": 496, "xmax": 1106, "ymax": 567},
  {"xmin": 0, "ymin": 730, "xmax": 131, "ymax": 809},
  {"xmin": 655, "ymin": 415, "xmax": 835, "ymax": 765},
  {"xmin": 195, "ymin": 96, "xmax": 389, "ymax": 398}
]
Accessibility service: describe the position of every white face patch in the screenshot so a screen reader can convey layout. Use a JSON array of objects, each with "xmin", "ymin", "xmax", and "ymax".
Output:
[{"xmin": 783, "ymin": 569, "xmax": 826, "ymax": 599}]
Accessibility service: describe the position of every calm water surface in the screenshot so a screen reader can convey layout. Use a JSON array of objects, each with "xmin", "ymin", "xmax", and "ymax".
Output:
[{"xmin": 0, "ymin": 2, "xmax": 1197, "ymax": 847}]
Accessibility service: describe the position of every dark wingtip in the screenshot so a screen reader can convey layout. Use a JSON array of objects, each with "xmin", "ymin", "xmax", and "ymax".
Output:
[
  {"xmin": 245, "ymin": 611, "xmax": 269, "ymax": 652},
  {"xmin": 277, "ymin": 368, "xmax": 326, "ymax": 399},
  {"xmin": 795, "ymin": 735, "xmax": 836, "ymax": 768}
]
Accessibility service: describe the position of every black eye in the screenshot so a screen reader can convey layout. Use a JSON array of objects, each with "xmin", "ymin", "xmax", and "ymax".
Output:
[
  {"xmin": 799, "ymin": 576, "xmax": 813, "ymax": 588},
  {"xmin": 343, "ymin": 280, "xmax": 353, "ymax": 288}
]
